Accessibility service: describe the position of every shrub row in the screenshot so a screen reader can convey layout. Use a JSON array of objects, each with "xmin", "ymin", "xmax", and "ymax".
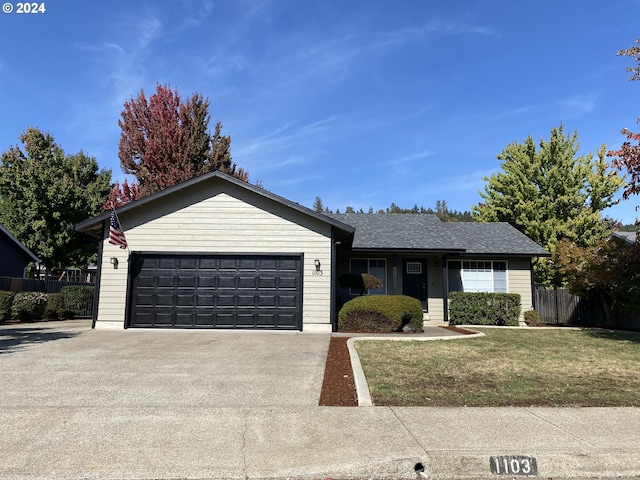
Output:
[
  {"xmin": 338, "ymin": 295, "xmax": 423, "ymax": 333},
  {"xmin": 448, "ymin": 292, "xmax": 521, "ymax": 326},
  {"xmin": 0, "ymin": 286, "xmax": 94, "ymax": 322}
]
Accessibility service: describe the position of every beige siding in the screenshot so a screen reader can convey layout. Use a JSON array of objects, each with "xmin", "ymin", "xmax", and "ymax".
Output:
[
  {"xmin": 426, "ymin": 259, "xmax": 445, "ymax": 321},
  {"xmin": 97, "ymin": 181, "xmax": 333, "ymax": 331},
  {"xmin": 507, "ymin": 257, "xmax": 534, "ymax": 321}
]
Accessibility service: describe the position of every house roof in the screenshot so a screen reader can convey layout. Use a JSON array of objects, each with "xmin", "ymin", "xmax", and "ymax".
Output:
[
  {"xmin": 328, "ymin": 213, "xmax": 549, "ymax": 256},
  {"xmin": 74, "ymin": 171, "xmax": 355, "ymax": 237},
  {"xmin": 327, "ymin": 213, "xmax": 466, "ymax": 252},
  {"xmin": 611, "ymin": 231, "xmax": 636, "ymax": 245},
  {"xmin": 0, "ymin": 223, "xmax": 41, "ymax": 263}
]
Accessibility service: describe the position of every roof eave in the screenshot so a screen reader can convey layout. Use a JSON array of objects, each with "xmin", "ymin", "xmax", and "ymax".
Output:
[{"xmin": 0, "ymin": 224, "xmax": 41, "ymax": 263}]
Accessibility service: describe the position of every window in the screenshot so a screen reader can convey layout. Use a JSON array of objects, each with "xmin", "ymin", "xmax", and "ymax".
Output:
[
  {"xmin": 350, "ymin": 258, "xmax": 386, "ymax": 295},
  {"xmin": 406, "ymin": 262, "xmax": 422, "ymax": 274},
  {"xmin": 448, "ymin": 260, "xmax": 508, "ymax": 293}
]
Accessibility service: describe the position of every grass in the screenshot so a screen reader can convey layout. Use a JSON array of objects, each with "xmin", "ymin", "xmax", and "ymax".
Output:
[{"xmin": 355, "ymin": 328, "xmax": 640, "ymax": 407}]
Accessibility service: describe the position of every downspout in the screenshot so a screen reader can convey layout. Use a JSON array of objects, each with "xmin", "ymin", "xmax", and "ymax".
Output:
[
  {"xmin": 91, "ymin": 222, "xmax": 105, "ymax": 329},
  {"xmin": 442, "ymin": 254, "xmax": 449, "ymax": 324}
]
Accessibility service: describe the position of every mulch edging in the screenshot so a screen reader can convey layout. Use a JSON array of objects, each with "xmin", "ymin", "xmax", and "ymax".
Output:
[{"xmin": 319, "ymin": 336, "xmax": 358, "ymax": 406}]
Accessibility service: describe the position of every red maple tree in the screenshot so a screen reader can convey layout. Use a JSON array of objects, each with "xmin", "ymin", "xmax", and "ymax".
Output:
[
  {"xmin": 607, "ymin": 40, "xmax": 640, "ymax": 202},
  {"xmin": 117, "ymin": 84, "xmax": 247, "ymax": 199}
]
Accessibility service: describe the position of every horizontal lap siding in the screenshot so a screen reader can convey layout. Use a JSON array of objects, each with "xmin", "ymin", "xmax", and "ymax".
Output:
[
  {"xmin": 507, "ymin": 258, "xmax": 533, "ymax": 321},
  {"xmin": 97, "ymin": 182, "xmax": 332, "ymax": 330},
  {"xmin": 426, "ymin": 260, "xmax": 444, "ymax": 321}
]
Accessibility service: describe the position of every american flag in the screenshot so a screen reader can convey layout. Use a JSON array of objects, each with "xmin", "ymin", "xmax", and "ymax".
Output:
[{"xmin": 108, "ymin": 209, "xmax": 128, "ymax": 249}]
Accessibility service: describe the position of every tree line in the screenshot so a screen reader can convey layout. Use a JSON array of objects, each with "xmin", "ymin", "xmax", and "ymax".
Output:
[{"xmin": 312, "ymin": 198, "xmax": 474, "ymax": 222}]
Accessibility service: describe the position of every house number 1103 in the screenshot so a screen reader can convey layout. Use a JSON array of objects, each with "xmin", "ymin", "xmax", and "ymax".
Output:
[{"xmin": 490, "ymin": 456, "xmax": 537, "ymax": 476}]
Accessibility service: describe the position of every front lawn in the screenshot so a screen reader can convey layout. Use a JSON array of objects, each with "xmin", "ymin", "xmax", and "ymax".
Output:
[{"xmin": 355, "ymin": 328, "xmax": 640, "ymax": 407}]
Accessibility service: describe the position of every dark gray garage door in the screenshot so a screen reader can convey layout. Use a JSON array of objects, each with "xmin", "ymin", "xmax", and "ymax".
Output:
[{"xmin": 127, "ymin": 253, "xmax": 302, "ymax": 329}]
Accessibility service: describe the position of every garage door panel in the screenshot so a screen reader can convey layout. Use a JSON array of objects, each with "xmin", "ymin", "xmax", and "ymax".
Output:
[
  {"xmin": 239, "ymin": 258, "xmax": 258, "ymax": 270},
  {"xmin": 218, "ymin": 258, "xmax": 237, "ymax": 270},
  {"xmin": 218, "ymin": 276, "xmax": 237, "ymax": 289},
  {"xmin": 156, "ymin": 275, "xmax": 175, "ymax": 288},
  {"xmin": 157, "ymin": 258, "xmax": 177, "ymax": 269},
  {"xmin": 128, "ymin": 254, "xmax": 301, "ymax": 329},
  {"xmin": 279, "ymin": 259, "xmax": 299, "ymax": 271}
]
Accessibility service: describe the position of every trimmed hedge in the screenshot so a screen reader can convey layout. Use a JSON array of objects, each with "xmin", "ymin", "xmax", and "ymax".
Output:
[
  {"xmin": 12, "ymin": 292, "xmax": 48, "ymax": 322},
  {"xmin": 338, "ymin": 295, "xmax": 423, "ymax": 333},
  {"xmin": 0, "ymin": 290, "xmax": 15, "ymax": 321},
  {"xmin": 44, "ymin": 293, "xmax": 67, "ymax": 320},
  {"xmin": 61, "ymin": 285, "xmax": 94, "ymax": 318},
  {"xmin": 448, "ymin": 292, "xmax": 521, "ymax": 326}
]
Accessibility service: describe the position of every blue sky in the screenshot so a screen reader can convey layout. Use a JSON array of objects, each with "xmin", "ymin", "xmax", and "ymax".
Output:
[{"xmin": 1, "ymin": 0, "xmax": 639, "ymax": 223}]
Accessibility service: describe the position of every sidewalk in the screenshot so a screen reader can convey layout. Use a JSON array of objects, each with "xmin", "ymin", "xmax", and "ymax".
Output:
[{"xmin": 2, "ymin": 405, "xmax": 639, "ymax": 479}]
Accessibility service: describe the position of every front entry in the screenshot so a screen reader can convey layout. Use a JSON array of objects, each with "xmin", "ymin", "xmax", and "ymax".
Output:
[{"xmin": 402, "ymin": 259, "xmax": 428, "ymax": 310}]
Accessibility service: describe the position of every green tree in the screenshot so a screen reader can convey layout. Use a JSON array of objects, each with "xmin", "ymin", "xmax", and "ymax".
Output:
[
  {"xmin": 555, "ymin": 237, "xmax": 640, "ymax": 324},
  {"xmin": 118, "ymin": 83, "xmax": 248, "ymax": 198},
  {"xmin": 0, "ymin": 128, "xmax": 111, "ymax": 274},
  {"xmin": 313, "ymin": 196, "xmax": 325, "ymax": 213},
  {"xmin": 474, "ymin": 126, "xmax": 624, "ymax": 285}
]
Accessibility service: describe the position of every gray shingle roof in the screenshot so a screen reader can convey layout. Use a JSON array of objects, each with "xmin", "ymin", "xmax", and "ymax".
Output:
[
  {"xmin": 327, "ymin": 213, "xmax": 549, "ymax": 256},
  {"xmin": 611, "ymin": 231, "xmax": 636, "ymax": 245}
]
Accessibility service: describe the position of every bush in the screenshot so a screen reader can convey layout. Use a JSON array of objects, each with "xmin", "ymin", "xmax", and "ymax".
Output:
[
  {"xmin": 12, "ymin": 292, "xmax": 48, "ymax": 322},
  {"xmin": 61, "ymin": 285, "xmax": 94, "ymax": 318},
  {"xmin": 338, "ymin": 295, "xmax": 424, "ymax": 333},
  {"xmin": 448, "ymin": 292, "xmax": 521, "ymax": 326},
  {"xmin": 44, "ymin": 293, "xmax": 67, "ymax": 320},
  {"xmin": 524, "ymin": 310, "xmax": 542, "ymax": 326},
  {"xmin": 0, "ymin": 290, "xmax": 15, "ymax": 321}
]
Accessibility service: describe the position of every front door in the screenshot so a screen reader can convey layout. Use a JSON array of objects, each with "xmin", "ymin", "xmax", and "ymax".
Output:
[{"xmin": 402, "ymin": 260, "xmax": 427, "ymax": 310}]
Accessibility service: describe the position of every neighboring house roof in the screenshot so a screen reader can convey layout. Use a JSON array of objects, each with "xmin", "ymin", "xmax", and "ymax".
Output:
[
  {"xmin": 610, "ymin": 231, "xmax": 636, "ymax": 245},
  {"xmin": 329, "ymin": 213, "xmax": 549, "ymax": 256},
  {"xmin": 75, "ymin": 171, "xmax": 355, "ymax": 236},
  {"xmin": 0, "ymin": 223, "xmax": 41, "ymax": 263}
]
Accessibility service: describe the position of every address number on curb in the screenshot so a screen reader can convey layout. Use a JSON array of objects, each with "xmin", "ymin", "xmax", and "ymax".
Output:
[{"xmin": 490, "ymin": 456, "xmax": 538, "ymax": 476}]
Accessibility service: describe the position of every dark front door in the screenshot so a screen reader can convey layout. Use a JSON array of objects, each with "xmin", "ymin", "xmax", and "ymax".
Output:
[
  {"xmin": 402, "ymin": 259, "xmax": 427, "ymax": 310},
  {"xmin": 127, "ymin": 253, "xmax": 302, "ymax": 330}
]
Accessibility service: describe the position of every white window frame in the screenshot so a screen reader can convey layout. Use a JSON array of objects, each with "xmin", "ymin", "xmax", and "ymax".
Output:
[
  {"xmin": 447, "ymin": 259, "xmax": 509, "ymax": 293},
  {"xmin": 406, "ymin": 261, "xmax": 423, "ymax": 274},
  {"xmin": 349, "ymin": 258, "xmax": 387, "ymax": 295}
]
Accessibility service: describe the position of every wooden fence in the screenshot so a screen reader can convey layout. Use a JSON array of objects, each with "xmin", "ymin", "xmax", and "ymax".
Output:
[{"xmin": 534, "ymin": 286, "xmax": 640, "ymax": 331}]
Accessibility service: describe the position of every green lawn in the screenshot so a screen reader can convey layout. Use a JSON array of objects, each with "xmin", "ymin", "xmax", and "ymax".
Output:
[{"xmin": 355, "ymin": 328, "xmax": 640, "ymax": 407}]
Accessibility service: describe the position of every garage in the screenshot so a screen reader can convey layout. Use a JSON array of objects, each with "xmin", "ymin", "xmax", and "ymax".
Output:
[
  {"xmin": 127, "ymin": 252, "xmax": 302, "ymax": 330},
  {"xmin": 127, "ymin": 253, "xmax": 302, "ymax": 330}
]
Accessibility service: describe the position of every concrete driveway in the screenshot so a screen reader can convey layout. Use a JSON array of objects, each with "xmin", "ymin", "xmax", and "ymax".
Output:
[{"xmin": 0, "ymin": 319, "xmax": 331, "ymax": 407}]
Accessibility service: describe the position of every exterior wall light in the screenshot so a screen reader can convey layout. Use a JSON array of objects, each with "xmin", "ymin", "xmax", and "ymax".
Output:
[
  {"xmin": 110, "ymin": 257, "xmax": 119, "ymax": 269},
  {"xmin": 314, "ymin": 259, "xmax": 321, "ymax": 271}
]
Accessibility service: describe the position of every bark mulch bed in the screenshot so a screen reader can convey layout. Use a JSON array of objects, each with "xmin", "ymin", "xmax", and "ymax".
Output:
[
  {"xmin": 319, "ymin": 326, "xmax": 474, "ymax": 406},
  {"xmin": 319, "ymin": 336, "xmax": 358, "ymax": 406}
]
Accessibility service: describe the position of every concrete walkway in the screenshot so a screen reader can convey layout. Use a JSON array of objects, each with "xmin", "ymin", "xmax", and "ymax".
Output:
[{"xmin": 1, "ymin": 320, "xmax": 638, "ymax": 479}]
